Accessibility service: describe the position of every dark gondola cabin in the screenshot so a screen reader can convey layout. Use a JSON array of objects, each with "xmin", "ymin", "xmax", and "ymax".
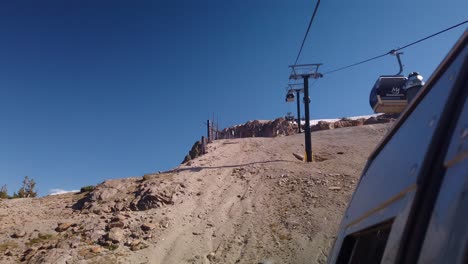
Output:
[
  {"xmin": 285, "ymin": 91, "xmax": 295, "ymax": 102},
  {"xmin": 369, "ymin": 75, "xmax": 408, "ymax": 113}
]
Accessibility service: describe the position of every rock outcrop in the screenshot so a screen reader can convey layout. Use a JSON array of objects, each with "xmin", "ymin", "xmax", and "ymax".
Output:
[
  {"xmin": 182, "ymin": 140, "xmax": 204, "ymax": 164},
  {"xmin": 219, "ymin": 118, "xmax": 296, "ymax": 139},
  {"xmin": 74, "ymin": 173, "xmax": 183, "ymax": 214},
  {"xmin": 219, "ymin": 114, "xmax": 397, "ymax": 140}
]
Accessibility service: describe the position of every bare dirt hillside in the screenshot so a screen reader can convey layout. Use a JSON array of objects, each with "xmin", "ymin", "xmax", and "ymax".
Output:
[{"xmin": 0, "ymin": 123, "xmax": 392, "ymax": 264}]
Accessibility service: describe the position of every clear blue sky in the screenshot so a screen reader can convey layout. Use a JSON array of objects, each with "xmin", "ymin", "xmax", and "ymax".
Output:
[{"xmin": 1, "ymin": 0, "xmax": 466, "ymax": 196}]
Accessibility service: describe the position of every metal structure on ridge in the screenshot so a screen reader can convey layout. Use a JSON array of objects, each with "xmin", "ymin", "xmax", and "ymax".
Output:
[
  {"xmin": 289, "ymin": 63, "xmax": 323, "ymax": 162},
  {"xmin": 285, "ymin": 83, "xmax": 304, "ymax": 133}
]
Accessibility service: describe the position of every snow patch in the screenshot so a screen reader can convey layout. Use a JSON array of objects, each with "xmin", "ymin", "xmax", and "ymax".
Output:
[
  {"xmin": 48, "ymin": 188, "xmax": 79, "ymax": 196},
  {"xmin": 296, "ymin": 114, "xmax": 381, "ymax": 125}
]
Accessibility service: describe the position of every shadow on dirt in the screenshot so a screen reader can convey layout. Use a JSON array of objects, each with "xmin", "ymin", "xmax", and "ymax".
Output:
[{"xmin": 170, "ymin": 159, "xmax": 296, "ymax": 173}]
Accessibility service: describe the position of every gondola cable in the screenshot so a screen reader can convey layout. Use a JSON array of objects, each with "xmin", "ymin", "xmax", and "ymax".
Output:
[
  {"xmin": 293, "ymin": 0, "xmax": 321, "ymax": 66},
  {"xmin": 323, "ymin": 19, "xmax": 468, "ymax": 75}
]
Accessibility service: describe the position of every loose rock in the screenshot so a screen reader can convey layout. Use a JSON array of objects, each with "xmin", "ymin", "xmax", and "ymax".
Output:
[
  {"xmin": 12, "ymin": 231, "xmax": 26, "ymax": 238},
  {"xmin": 107, "ymin": 221, "xmax": 125, "ymax": 229},
  {"xmin": 55, "ymin": 240, "xmax": 70, "ymax": 250},
  {"xmin": 111, "ymin": 215, "xmax": 126, "ymax": 222},
  {"xmin": 55, "ymin": 222, "xmax": 73, "ymax": 232},
  {"xmin": 207, "ymin": 252, "xmax": 216, "ymax": 261},
  {"xmin": 141, "ymin": 223, "xmax": 156, "ymax": 232},
  {"xmin": 131, "ymin": 242, "xmax": 147, "ymax": 251},
  {"xmin": 292, "ymin": 153, "xmax": 304, "ymax": 161},
  {"xmin": 90, "ymin": 246, "xmax": 103, "ymax": 254}
]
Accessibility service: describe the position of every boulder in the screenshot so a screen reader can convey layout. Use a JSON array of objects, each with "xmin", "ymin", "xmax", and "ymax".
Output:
[
  {"xmin": 333, "ymin": 120, "xmax": 353, "ymax": 128},
  {"xmin": 88, "ymin": 228, "xmax": 107, "ymax": 242},
  {"xmin": 73, "ymin": 178, "xmax": 137, "ymax": 212},
  {"xmin": 318, "ymin": 121, "xmax": 334, "ymax": 130},
  {"xmin": 107, "ymin": 228, "xmax": 124, "ymax": 243},
  {"xmin": 182, "ymin": 140, "xmax": 204, "ymax": 164},
  {"xmin": 130, "ymin": 183, "xmax": 174, "ymax": 211},
  {"xmin": 55, "ymin": 240, "xmax": 70, "ymax": 250}
]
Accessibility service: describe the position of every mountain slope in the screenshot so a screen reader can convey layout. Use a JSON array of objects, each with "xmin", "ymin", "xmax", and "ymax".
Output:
[{"xmin": 0, "ymin": 123, "xmax": 392, "ymax": 264}]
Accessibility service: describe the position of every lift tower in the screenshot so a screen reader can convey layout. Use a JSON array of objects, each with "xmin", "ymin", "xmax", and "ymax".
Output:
[{"xmin": 289, "ymin": 64, "xmax": 323, "ymax": 162}]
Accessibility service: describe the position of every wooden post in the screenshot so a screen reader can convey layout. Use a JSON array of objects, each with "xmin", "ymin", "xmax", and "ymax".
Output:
[
  {"xmin": 207, "ymin": 120, "xmax": 211, "ymax": 143},
  {"xmin": 201, "ymin": 136, "xmax": 206, "ymax": 154}
]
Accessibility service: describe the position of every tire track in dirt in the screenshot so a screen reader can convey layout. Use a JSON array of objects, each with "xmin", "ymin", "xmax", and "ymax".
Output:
[{"xmin": 148, "ymin": 139, "xmax": 257, "ymax": 263}]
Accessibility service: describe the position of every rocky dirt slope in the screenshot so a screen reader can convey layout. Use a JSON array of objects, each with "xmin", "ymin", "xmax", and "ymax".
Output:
[{"xmin": 0, "ymin": 123, "xmax": 393, "ymax": 264}]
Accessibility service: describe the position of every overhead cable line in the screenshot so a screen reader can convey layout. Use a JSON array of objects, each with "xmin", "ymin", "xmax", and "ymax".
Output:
[
  {"xmin": 323, "ymin": 19, "xmax": 468, "ymax": 75},
  {"xmin": 294, "ymin": 0, "xmax": 321, "ymax": 65}
]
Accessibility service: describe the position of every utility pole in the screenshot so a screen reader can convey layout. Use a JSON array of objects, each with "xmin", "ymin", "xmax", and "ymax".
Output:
[{"xmin": 289, "ymin": 64, "xmax": 323, "ymax": 162}]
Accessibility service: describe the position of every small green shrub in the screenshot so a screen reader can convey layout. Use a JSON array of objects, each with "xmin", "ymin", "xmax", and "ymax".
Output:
[
  {"xmin": 104, "ymin": 244, "xmax": 119, "ymax": 251},
  {"xmin": 80, "ymin": 185, "xmax": 95, "ymax": 193},
  {"xmin": 0, "ymin": 241, "xmax": 18, "ymax": 253},
  {"xmin": 26, "ymin": 233, "xmax": 54, "ymax": 246}
]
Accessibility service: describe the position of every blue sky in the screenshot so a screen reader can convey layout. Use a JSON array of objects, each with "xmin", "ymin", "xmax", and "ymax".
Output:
[{"xmin": 0, "ymin": 0, "xmax": 466, "ymax": 196}]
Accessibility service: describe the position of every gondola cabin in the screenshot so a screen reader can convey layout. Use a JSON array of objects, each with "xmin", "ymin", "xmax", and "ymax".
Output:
[
  {"xmin": 285, "ymin": 90, "xmax": 295, "ymax": 102},
  {"xmin": 285, "ymin": 112, "xmax": 295, "ymax": 121},
  {"xmin": 369, "ymin": 75, "xmax": 408, "ymax": 113}
]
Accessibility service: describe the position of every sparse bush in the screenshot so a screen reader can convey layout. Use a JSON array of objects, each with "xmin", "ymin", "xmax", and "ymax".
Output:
[
  {"xmin": 16, "ymin": 176, "xmax": 37, "ymax": 198},
  {"xmin": 80, "ymin": 185, "xmax": 95, "ymax": 193},
  {"xmin": 0, "ymin": 185, "xmax": 8, "ymax": 199},
  {"xmin": 340, "ymin": 117, "xmax": 352, "ymax": 121},
  {"xmin": 142, "ymin": 174, "xmax": 154, "ymax": 181}
]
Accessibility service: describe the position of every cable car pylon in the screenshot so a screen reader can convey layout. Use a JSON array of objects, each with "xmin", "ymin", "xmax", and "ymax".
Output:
[
  {"xmin": 289, "ymin": 64, "xmax": 323, "ymax": 162},
  {"xmin": 285, "ymin": 83, "xmax": 304, "ymax": 133}
]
